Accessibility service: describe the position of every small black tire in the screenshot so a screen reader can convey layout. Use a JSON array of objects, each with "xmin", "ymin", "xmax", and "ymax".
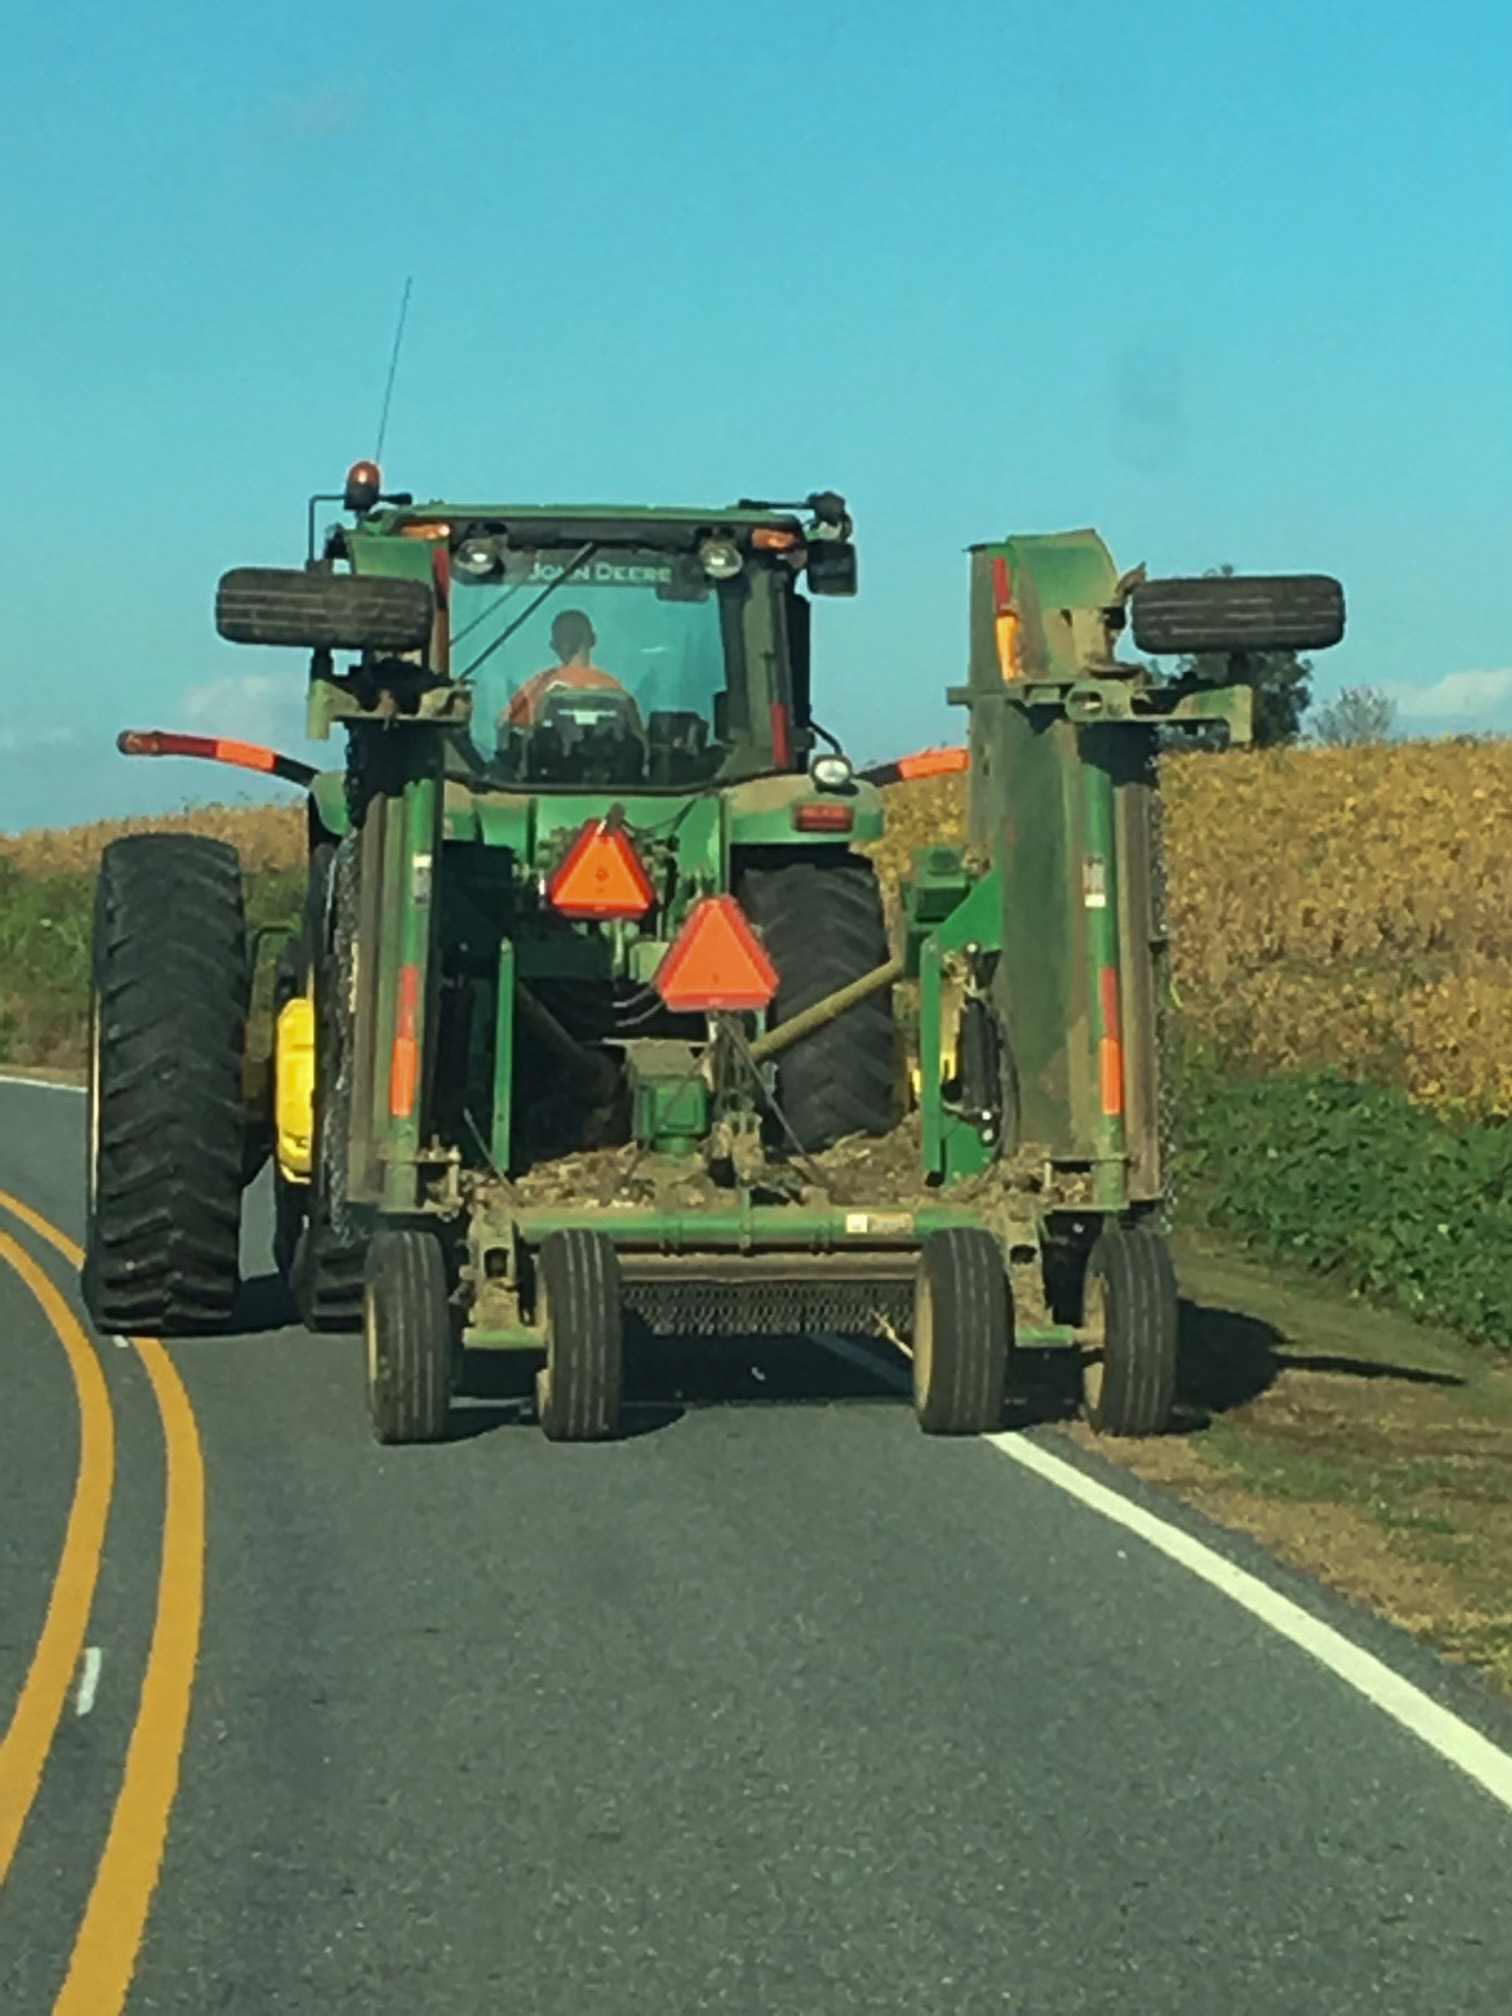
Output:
[
  {"xmin": 293, "ymin": 838, "xmax": 366, "ymax": 1332},
  {"xmin": 216, "ymin": 567, "xmax": 433, "ymax": 653},
  {"xmin": 736, "ymin": 856, "xmax": 896, "ymax": 1151},
  {"xmin": 83, "ymin": 835, "xmax": 248, "ymax": 1334},
  {"xmin": 912, "ymin": 1227, "xmax": 1012, "ymax": 1434},
  {"xmin": 535, "ymin": 1230, "xmax": 623, "ymax": 1442},
  {"xmin": 1081, "ymin": 1223, "xmax": 1179, "ymax": 1437},
  {"xmin": 363, "ymin": 1229, "xmax": 453, "ymax": 1444}
]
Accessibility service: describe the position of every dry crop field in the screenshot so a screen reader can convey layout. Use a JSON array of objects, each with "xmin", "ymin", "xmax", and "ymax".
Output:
[{"xmin": 0, "ymin": 799, "xmax": 305, "ymax": 877}]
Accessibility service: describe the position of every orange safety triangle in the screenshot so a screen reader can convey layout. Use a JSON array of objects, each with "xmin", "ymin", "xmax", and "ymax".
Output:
[
  {"xmin": 655, "ymin": 895, "xmax": 780, "ymax": 1013},
  {"xmin": 548, "ymin": 820, "xmax": 655, "ymax": 919}
]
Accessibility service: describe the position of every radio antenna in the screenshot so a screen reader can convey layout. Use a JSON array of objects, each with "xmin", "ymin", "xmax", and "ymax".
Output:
[{"xmin": 374, "ymin": 275, "xmax": 413, "ymax": 464}]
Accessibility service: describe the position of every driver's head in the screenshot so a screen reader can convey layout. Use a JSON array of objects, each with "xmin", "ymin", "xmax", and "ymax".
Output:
[{"xmin": 550, "ymin": 609, "xmax": 596, "ymax": 664}]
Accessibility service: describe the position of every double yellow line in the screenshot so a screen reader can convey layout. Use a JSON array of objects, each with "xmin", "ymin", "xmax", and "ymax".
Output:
[{"xmin": 0, "ymin": 1187, "xmax": 205, "ymax": 2016}]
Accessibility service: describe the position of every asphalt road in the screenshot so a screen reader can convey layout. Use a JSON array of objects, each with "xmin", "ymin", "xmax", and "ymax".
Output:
[{"xmin": 5, "ymin": 1077, "xmax": 1512, "ymax": 2016}]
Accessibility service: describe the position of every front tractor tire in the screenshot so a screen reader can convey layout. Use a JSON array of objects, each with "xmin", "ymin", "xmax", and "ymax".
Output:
[
  {"xmin": 364, "ymin": 1229, "xmax": 454, "ymax": 1444},
  {"xmin": 737, "ymin": 857, "xmax": 896, "ymax": 1152},
  {"xmin": 912, "ymin": 1227, "xmax": 1012, "ymax": 1435},
  {"xmin": 1079, "ymin": 1223, "xmax": 1179, "ymax": 1437},
  {"xmin": 83, "ymin": 836, "xmax": 249, "ymax": 1334}
]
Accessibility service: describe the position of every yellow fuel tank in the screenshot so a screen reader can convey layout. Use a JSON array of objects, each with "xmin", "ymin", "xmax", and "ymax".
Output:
[{"xmin": 274, "ymin": 993, "xmax": 315, "ymax": 1182}]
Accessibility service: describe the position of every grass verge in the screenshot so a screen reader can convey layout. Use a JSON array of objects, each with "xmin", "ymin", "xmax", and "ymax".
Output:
[{"xmin": 1074, "ymin": 1227, "xmax": 1512, "ymax": 1702}]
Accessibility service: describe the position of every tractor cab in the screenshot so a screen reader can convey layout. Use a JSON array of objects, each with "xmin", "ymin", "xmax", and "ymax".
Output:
[{"xmin": 324, "ymin": 490, "xmax": 859, "ymax": 795}]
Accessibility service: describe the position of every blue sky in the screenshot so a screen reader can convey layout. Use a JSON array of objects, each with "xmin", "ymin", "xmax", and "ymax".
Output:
[{"xmin": 2, "ymin": 0, "xmax": 1509, "ymax": 830}]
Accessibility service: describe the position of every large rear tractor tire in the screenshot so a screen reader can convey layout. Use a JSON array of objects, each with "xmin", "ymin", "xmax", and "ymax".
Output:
[
  {"xmin": 736, "ymin": 856, "xmax": 895, "ymax": 1152},
  {"xmin": 364, "ymin": 1229, "xmax": 453, "ymax": 1444},
  {"xmin": 912, "ymin": 1227, "xmax": 1012, "ymax": 1434},
  {"xmin": 83, "ymin": 835, "xmax": 249, "ymax": 1334},
  {"xmin": 293, "ymin": 838, "xmax": 367, "ymax": 1332},
  {"xmin": 1080, "ymin": 1222, "xmax": 1179, "ymax": 1437},
  {"xmin": 535, "ymin": 1230, "xmax": 624, "ymax": 1442}
]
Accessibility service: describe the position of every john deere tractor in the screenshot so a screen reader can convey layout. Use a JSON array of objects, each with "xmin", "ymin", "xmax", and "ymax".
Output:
[{"xmin": 82, "ymin": 463, "xmax": 1345, "ymax": 1445}]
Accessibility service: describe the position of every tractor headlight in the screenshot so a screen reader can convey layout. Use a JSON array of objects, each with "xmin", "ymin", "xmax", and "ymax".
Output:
[
  {"xmin": 454, "ymin": 535, "xmax": 501, "ymax": 579},
  {"xmin": 698, "ymin": 538, "xmax": 743, "ymax": 581},
  {"xmin": 810, "ymin": 752, "xmax": 854, "ymax": 791}
]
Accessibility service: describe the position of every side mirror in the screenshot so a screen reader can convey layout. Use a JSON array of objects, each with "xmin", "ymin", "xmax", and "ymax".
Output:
[
  {"xmin": 1130, "ymin": 574, "xmax": 1345, "ymax": 656},
  {"xmin": 216, "ymin": 568, "xmax": 435, "ymax": 652},
  {"xmin": 806, "ymin": 539, "xmax": 858, "ymax": 598}
]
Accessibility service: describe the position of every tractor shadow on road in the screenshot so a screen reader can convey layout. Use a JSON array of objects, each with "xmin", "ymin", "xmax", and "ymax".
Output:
[
  {"xmin": 454, "ymin": 1323, "xmax": 915, "ymax": 1441},
  {"xmin": 229, "ymin": 1270, "xmax": 299, "ymax": 1333}
]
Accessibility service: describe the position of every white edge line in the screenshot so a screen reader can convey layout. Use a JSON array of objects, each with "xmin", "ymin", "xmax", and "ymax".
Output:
[
  {"xmin": 808, "ymin": 1334, "xmax": 1512, "ymax": 1815},
  {"xmin": 75, "ymin": 1645, "xmax": 103, "ymax": 1717},
  {"xmin": 989, "ymin": 1431, "xmax": 1512, "ymax": 1816}
]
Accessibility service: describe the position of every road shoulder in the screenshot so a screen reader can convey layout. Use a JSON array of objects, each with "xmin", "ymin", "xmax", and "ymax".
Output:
[{"xmin": 1068, "ymin": 1227, "xmax": 1512, "ymax": 1703}]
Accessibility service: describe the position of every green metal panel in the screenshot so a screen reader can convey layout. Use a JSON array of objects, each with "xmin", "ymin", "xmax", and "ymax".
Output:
[
  {"xmin": 971, "ymin": 530, "xmax": 1122, "ymax": 683},
  {"xmin": 724, "ymin": 773, "xmax": 883, "ymax": 848},
  {"xmin": 346, "ymin": 535, "xmax": 440, "ymax": 581},
  {"xmin": 920, "ymin": 870, "xmax": 1002, "ymax": 1184},
  {"xmin": 475, "ymin": 795, "xmax": 534, "ymax": 854},
  {"xmin": 308, "ymin": 771, "xmax": 349, "ymax": 840},
  {"xmin": 1079, "ymin": 726, "xmax": 1128, "ymax": 1206},
  {"xmin": 492, "ymin": 938, "xmax": 514, "ymax": 1172},
  {"xmin": 497, "ymin": 1202, "xmax": 1033, "ymax": 1247},
  {"xmin": 970, "ymin": 698, "xmax": 1088, "ymax": 1157},
  {"xmin": 368, "ymin": 503, "xmax": 810, "ymax": 533}
]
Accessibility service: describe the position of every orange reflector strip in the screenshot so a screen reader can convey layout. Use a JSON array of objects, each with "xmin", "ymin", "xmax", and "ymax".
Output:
[
  {"xmin": 1098, "ymin": 965, "xmax": 1123, "ymax": 1117},
  {"xmin": 397, "ymin": 520, "xmax": 452, "ymax": 540},
  {"xmin": 792, "ymin": 800, "xmax": 854, "ymax": 832},
  {"xmin": 751, "ymin": 526, "xmax": 798, "ymax": 550},
  {"xmin": 895, "ymin": 746, "xmax": 969, "ymax": 781},
  {"xmin": 547, "ymin": 819, "xmax": 655, "ymax": 920},
  {"xmin": 655, "ymin": 896, "xmax": 779, "ymax": 1013},
  {"xmin": 117, "ymin": 730, "xmax": 277, "ymax": 772},
  {"xmin": 389, "ymin": 963, "xmax": 420, "ymax": 1118}
]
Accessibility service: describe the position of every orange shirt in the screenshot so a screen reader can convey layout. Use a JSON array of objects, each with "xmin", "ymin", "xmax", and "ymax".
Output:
[{"xmin": 504, "ymin": 662, "xmax": 628, "ymax": 728}]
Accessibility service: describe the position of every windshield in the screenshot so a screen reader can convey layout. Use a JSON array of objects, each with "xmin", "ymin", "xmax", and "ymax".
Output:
[{"xmin": 448, "ymin": 546, "xmax": 756, "ymax": 789}]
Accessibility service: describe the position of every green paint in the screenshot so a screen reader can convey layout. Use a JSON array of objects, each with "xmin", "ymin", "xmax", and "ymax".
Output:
[
  {"xmin": 725, "ymin": 773, "xmax": 884, "ymax": 847},
  {"xmin": 1080, "ymin": 728, "xmax": 1127, "ymax": 1206},
  {"xmin": 308, "ymin": 770, "xmax": 349, "ymax": 840},
  {"xmin": 377, "ymin": 763, "xmax": 442, "ymax": 1211},
  {"xmin": 492, "ymin": 936, "xmax": 514, "ymax": 1171},
  {"xmin": 919, "ymin": 935, "xmax": 945, "ymax": 1178}
]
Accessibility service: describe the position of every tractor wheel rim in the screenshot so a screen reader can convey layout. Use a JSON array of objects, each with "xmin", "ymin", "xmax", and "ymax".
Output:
[
  {"xmin": 913, "ymin": 1263, "xmax": 935, "ymax": 1403},
  {"xmin": 534, "ymin": 1271, "xmax": 553, "ymax": 1423},
  {"xmin": 1081, "ymin": 1270, "xmax": 1108, "ymax": 1414},
  {"xmin": 363, "ymin": 1284, "xmax": 379, "ymax": 1390}
]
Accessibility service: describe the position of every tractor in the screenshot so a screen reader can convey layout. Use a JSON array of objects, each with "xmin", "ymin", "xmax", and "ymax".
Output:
[{"xmin": 82, "ymin": 463, "xmax": 1345, "ymax": 1443}]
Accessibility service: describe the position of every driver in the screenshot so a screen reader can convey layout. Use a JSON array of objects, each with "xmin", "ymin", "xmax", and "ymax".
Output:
[{"xmin": 501, "ymin": 609, "xmax": 640, "ymax": 731}]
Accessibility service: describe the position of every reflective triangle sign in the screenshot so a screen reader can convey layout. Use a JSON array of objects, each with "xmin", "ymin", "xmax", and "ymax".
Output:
[
  {"xmin": 547, "ymin": 819, "xmax": 655, "ymax": 920},
  {"xmin": 654, "ymin": 895, "xmax": 780, "ymax": 1012}
]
